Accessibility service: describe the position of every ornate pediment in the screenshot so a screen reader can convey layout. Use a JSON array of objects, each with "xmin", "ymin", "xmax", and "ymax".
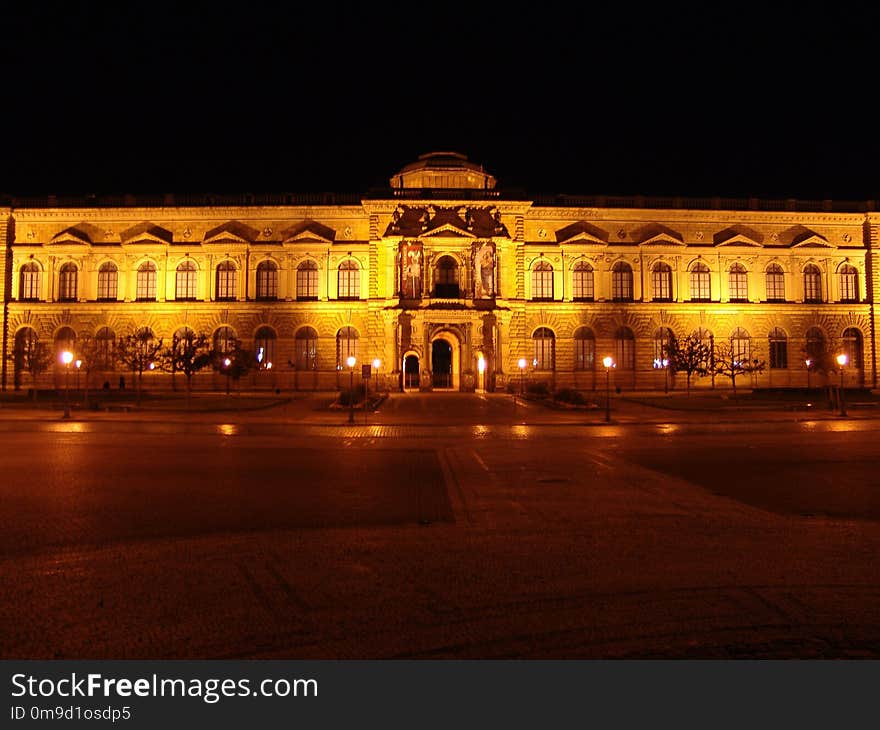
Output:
[
  {"xmin": 280, "ymin": 219, "xmax": 336, "ymax": 244},
  {"xmin": 555, "ymin": 221, "xmax": 609, "ymax": 245},
  {"xmin": 120, "ymin": 221, "xmax": 173, "ymax": 245},
  {"xmin": 713, "ymin": 225, "xmax": 763, "ymax": 247},
  {"xmin": 203, "ymin": 220, "xmax": 260, "ymax": 245},
  {"xmin": 635, "ymin": 223, "xmax": 685, "ymax": 246},
  {"xmin": 50, "ymin": 224, "xmax": 94, "ymax": 245},
  {"xmin": 788, "ymin": 226, "xmax": 834, "ymax": 248}
]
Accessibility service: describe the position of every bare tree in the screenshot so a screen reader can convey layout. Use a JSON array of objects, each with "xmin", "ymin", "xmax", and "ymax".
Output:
[
  {"xmin": 12, "ymin": 339, "xmax": 54, "ymax": 401},
  {"xmin": 214, "ymin": 339, "xmax": 252, "ymax": 395},
  {"xmin": 158, "ymin": 331, "xmax": 213, "ymax": 407},
  {"xmin": 711, "ymin": 341, "xmax": 766, "ymax": 402},
  {"xmin": 116, "ymin": 329, "xmax": 164, "ymax": 406},
  {"xmin": 73, "ymin": 333, "xmax": 115, "ymax": 408},
  {"xmin": 665, "ymin": 332, "xmax": 712, "ymax": 395}
]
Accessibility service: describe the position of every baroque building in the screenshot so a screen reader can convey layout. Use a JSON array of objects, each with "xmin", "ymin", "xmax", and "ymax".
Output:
[{"xmin": 1, "ymin": 151, "xmax": 878, "ymax": 393}]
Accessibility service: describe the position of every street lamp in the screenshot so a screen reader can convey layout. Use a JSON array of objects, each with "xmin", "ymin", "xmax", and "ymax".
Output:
[
  {"xmin": 805, "ymin": 358, "xmax": 812, "ymax": 390},
  {"xmin": 836, "ymin": 353, "xmax": 848, "ymax": 416},
  {"xmin": 346, "ymin": 355, "xmax": 357, "ymax": 424},
  {"xmin": 602, "ymin": 356, "xmax": 614, "ymax": 422},
  {"xmin": 60, "ymin": 350, "xmax": 74, "ymax": 418},
  {"xmin": 517, "ymin": 357, "xmax": 527, "ymax": 411},
  {"xmin": 224, "ymin": 357, "xmax": 232, "ymax": 395}
]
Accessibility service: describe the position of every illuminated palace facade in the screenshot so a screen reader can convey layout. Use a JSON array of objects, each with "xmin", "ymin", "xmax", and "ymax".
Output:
[{"xmin": 1, "ymin": 151, "xmax": 878, "ymax": 393}]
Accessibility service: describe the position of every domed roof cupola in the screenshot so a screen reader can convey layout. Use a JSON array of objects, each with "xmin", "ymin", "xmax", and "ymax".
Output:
[{"xmin": 390, "ymin": 151, "xmax": 496, "ymax": 190}]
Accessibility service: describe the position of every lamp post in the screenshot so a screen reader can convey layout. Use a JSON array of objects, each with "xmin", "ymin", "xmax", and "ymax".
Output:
[
  {"xmin": 224, "ymin": 357, "xmax": 231, "ymax": 395},
  {"xmin": 805, "ymin": 358, "xmax": 812, "ymax": 391},
  {"xmin": 603, "ymin": 356, "xmax": 614, "ymax": 422},
  {"xmin": 346, "ymin": 355, "xmax": 356, "ymax": 424},
  {"xmin": 517, "ymin": 357, "xmax": 527, "ymax": 412},
  {"xmin": 61, "ymin": 350, "xmax": 74, "ymax": 418},
  {"xmin": 836, "ymin": 353, "xmax": 848, "ymax": 416}
]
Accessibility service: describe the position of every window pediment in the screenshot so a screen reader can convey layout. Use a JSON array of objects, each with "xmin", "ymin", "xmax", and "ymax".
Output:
[
  {"xmin": 281, "ymin": 219, "xmax": 336, "ymax": 244},
  {"xmin": 50, "ymin": 224, "xmax": 94, "ymax": 245},
  {"xmin": 555, "ymin": 221, "xmax": 609, "ymax": 245},
  {"xmin": 713, "ymin": 225, "xmax": 763, "ymax": 247},
  {"xmin": 635, "ymin": 224, "xmax": 684, "ymax": 246},
  {"xmin": 120, "ymin": 221, "xmax": 173, "ymax": 245},
  {"xmin": 779, "ymin": 225, "xmax": 833, "ymax": 248},
  {"xmin": 203, "ymin": 221, "xmax": 260, "ymax": 245}
]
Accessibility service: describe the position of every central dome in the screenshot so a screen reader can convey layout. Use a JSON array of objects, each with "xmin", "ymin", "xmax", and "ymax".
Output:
[{"xmin": 390, "ymin": 152, "xmax": 496, "ymax": 190}]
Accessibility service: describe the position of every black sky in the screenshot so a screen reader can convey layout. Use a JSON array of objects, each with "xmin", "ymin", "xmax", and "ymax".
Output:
[{"xmin": 3, "ymin": 3, "xmax": 878, "ymax": 201}]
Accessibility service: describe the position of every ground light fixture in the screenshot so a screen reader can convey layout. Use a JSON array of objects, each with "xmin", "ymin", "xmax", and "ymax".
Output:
[
  {"xmin": 837, "ymin": 353, "xmax": 848, "ymax": 416},
  {"xmin": 346, "ymin": 355, "xmax": 357, "ymax": 424},
  {"xmin": 60, "ymin": 350, "xmax": 74, "ymax": 418},
  {"xmin": 603, "ymin": 356, "xmax": 615, "ymax": 422}
]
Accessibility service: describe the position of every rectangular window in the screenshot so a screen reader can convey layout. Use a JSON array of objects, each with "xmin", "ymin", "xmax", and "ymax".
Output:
[
  {"xmin": 297, "ymin": 268, "xmax": 318, "ymax": 299},
  {"xmin": 729, "ymin": 272, "xmax": 748, "ymax": 301},
  {"xmin": 216, "ymin": 268, "xmax": 237, "ymax": 300},
  {"xmin": 136, "ymin": 271, "xmax": 157, "ymax": 301},
  {"xmin": 612, "ymin": 272, "xmax": 633, "ymax": 301},
  {"xmin": 803, "ymin": 274, "xmax": 821, "ymax": 302},
  {"xmin": 766, "ymin": 274, "xmax": 785, "ymax": 301},
  {"xmin": 572, "ymin": 270, "xmax": 594, "ymax": 300},
  {"xmin": 97, "ymin": 270, "xmax": 117, "ymax": 300}
]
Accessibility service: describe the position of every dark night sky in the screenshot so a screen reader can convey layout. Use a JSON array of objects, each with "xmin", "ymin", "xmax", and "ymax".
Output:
[{"xmin": 2, "ymin": 3, "xmax": 878, "ymax": 201}]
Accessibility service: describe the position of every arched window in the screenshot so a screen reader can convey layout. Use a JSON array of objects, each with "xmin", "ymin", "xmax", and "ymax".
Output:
[
  {"xmin": 215, "ymin": 261, "xmax": 237, "ymax": 301},
  {"xmin": 805, "ymin": 326, "xmax": 826, "ymax": 364},
  {"xmin": 172, "ymin": 326, "xmax": 196, "ymax": 353},
  {"xmin": 296, "ymin": 260, "xmax": 319, "ymax": 300},
  {"xmin": 13, "ymin": 327, "xmax": 40, "ymax": 384},
  {"xmin": 690, "ymin": 262, "xmax": 711, "ymax": 301},
  {"xmin": 336, "ymin": 326, "xmax": 359, "ymax": 368},
  {"xmin": 731, "ymin": 327, "xmax": 751, "ymax": 364},
  {"xmin": 295, "ymin": 327, "xmax": 319, "ymax": 370},
  {"xmin": 175, "ymin": 260, "xmax": 198, "ymax": 301},
  {"xmin": 803, "ymin": 264, "xmax": 822, "ymax": 303},
  {"xmin": 653, "ymin": 327, "xmax": 675, "ymax": 369},
  {"xmin": 614, "ymin": 327, "xmax": 635, "ymax": 370},
  {"xmin": 572, "ymin": 261, "xmax": 594, "ymax": 301},
  {"xmin": 58, "ymin": 262, "xmax": 78, "ymax": 302},
  {"xmin": 95, "ymin": 326, "xmax": 116, "ymax": 370},
  {"xmin": 97, "ymin": 262, "xmax": 118, "ymax": 301},
  {"xmin": 611, "ymin": 261, "xmax": 633, "ymax": 301},
  {"xmin": 573, "ymin": 327, "xmax": 595, "ymax": 370},
  {"xmin": 253, "ymin": 326, "xmax": 276, "ymax": 369},
  {"xmin": 19, "ymin": 262, "xmax": 41, "ymax": 301},
  {"xmin": 728, "ymin": 263, "xmax": 748, "ymax": 302},
  {"xmin": 765, "ymin": 263, "xmax": 785, "ymax": 302},
  {"xmin": 256, "ymin": 260, "xmax": 278, "ymax": 300},
  {"xmin": 652, "ymin": 262, "xmax": 672, "ymax": 302},
  {"xmin": 842, "ymin": 328, "xmax": 863, "ymax": 370},
  {"xmin": 839, "ymin": 264, "xmax": 859, "ymax": 302},
  {"xmin": 434, "ymin": 256, "xmax": 460, "ymax": 298},
  {"xmin": 694, "ymin": 328, "xmax": 714, "ymax": 371},
  {"xmin": 337, "ymin": 260, "xmax": 360, "ymax": 300},
  {"xmin": 531, "ymin": 261, "xmax": 553, "ymax": 300},
  {"xmin": 532, "ymin": 327, "xmax": 555, "ymax": 371},
  {"xmin": 136, "ymin": 261, "xmax": 157, "ymax": 301},
  {"xmin": 213, "ymin": 326, "xmax": 237, "ymax": 358},
  {"xmin": 54, "ymin": 326, "xmax": 76, "ymax": 362},
  {"xmin": 768, "ymin": 327, "xmax": 787, "ymax": 369}
]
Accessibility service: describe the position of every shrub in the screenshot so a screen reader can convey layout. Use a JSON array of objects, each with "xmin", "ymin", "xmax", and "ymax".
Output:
[
  {"xmin": 553, "ymin": 387, "xmax": 586, "ymax": 405},
  {"xmin": 337, "ymin": 384, "xmax": 366, "ymax": 406},
  {"xmin": 526, "ymin": 380, "xmax": 551, "ymax": 398}
]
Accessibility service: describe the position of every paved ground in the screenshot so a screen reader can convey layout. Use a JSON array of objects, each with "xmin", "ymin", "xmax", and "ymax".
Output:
[{"xmin": 1, "ymin": 393, "xmax": 879, "ymax": 659}]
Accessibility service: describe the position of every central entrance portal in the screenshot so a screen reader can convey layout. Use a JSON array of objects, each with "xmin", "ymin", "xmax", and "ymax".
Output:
[{"xmin": 431, "ymin": 339, "xmax": 453, "ymax": 389}]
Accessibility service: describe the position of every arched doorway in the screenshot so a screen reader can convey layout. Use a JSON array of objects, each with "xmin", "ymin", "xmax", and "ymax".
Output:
[
  {"xmin": 432, "ymin": 340, "xmax": 452, "ymax": 388},
  {"xmin": 430, "ymin": 331, "xmax": 460, "ymax": 390},
  {"xmin": 403, "ymin": 353, "xmax": 420, "ymax": 391}
]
